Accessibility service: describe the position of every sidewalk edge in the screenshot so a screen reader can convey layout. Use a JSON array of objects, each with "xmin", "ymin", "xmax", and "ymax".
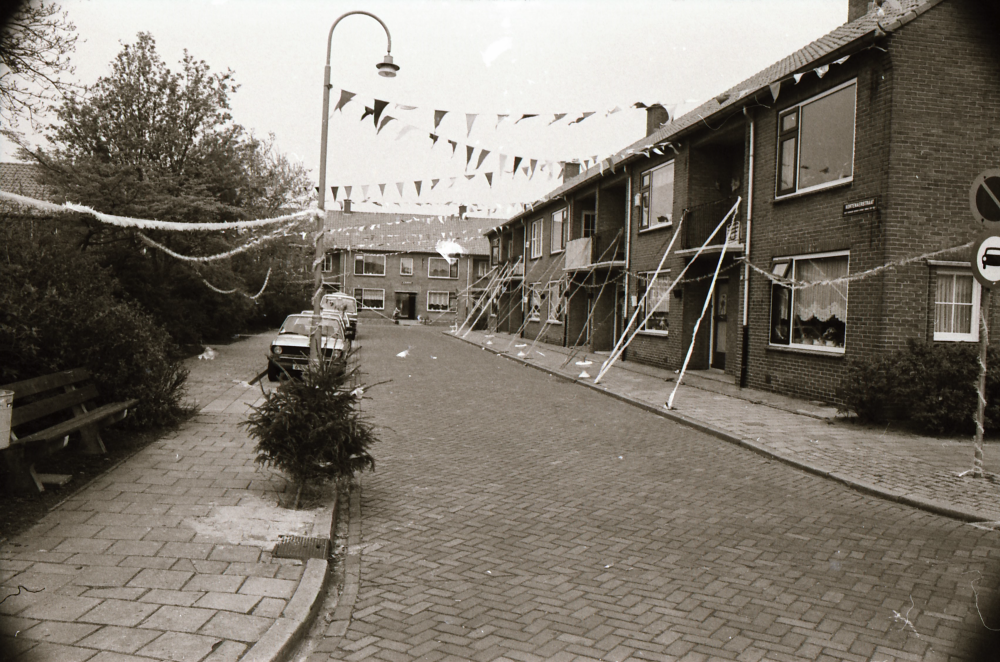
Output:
[{"xmin": 447, "ymin": 332, "xmax": 986, "ymax": 524}]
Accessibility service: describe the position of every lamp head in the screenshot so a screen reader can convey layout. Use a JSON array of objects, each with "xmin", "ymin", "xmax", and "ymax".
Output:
[{"xmin": 376, "ymin": 54, "xmax": 399, "ymax": 77}]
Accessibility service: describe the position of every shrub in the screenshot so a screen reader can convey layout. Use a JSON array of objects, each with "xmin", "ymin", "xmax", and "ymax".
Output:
[{"xmin": 243, "ymin": 354, "xmax": 376, "ymax": 497}]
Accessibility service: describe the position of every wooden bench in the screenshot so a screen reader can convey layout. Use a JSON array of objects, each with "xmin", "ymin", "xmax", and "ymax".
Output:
[{"xmin": 1, "ymin": 368, "xmax": 137, "ymax": 493}]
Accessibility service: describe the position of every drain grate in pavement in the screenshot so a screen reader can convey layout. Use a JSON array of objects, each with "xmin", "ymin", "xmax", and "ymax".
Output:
[{"xmin": 273, "ymin": 535, "xmax": 330, "ymax": 560}]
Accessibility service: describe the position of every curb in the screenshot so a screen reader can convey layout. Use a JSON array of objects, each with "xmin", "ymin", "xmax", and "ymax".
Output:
[
  {"xmin": 448, "ymin": 332, "xmax": 987, "ymax": 524},
  {"xmin": 241, "ymin": 488, "xmax": 340, "ymax": 662}
]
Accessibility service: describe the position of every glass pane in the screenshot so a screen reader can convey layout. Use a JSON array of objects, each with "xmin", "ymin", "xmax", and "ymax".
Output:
[
  {"xmin": 780, "ymin": 139, "xmax": 796, "ymax": 191},
  {"xmin": 798, "ymin": 84, "xmax": 856, "ymax": 190},
  {"xmin": 934, "ymin": 302, "xmax": 952, "ymax": 334},
  {"xmin": 935, "ymin": 273, "xmax": 954, "ymax": 304},
  {"xmin": 954, "ymin": 274, "xmax": 973, "ymax": 304},
  {"xmin": 781, "ymin": 111, "xmax": 797, "ymax": 132},
  {"xmin": 792, "ymin": 256, "xmax": 848, "ymax": 348},
  {"xmin": 954, "ymin": 302, "xmax": 972, "ymax": 334},
  {"xmin": 643, "ymin": 278, "xmax": 670, "ymax": 331},
  {"xmin": 770, "ymin": 284, "xmax": 791, "ymax": 344},
  {"xmin": 649, "ymin": 163, "xmax": 674, "ymax": 226}
]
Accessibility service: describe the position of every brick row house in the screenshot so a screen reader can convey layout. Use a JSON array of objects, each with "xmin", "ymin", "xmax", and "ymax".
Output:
[
  {"xmin": 323, "ymin": 205, "xmax": 498, "ymax": 326},
  {"xmin": 484, "ymin": 0, "xmax": 1000, "ymax": 405}
]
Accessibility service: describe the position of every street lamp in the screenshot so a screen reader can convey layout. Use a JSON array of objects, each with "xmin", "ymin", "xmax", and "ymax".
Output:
[{"xmin": 311, "ymin": 10, "xmax": 398, "ymax": 358}]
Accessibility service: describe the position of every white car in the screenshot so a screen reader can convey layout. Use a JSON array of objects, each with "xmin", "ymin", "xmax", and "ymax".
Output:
[
  {"xmin": 321, "ymin": 293, "xmax": 358, "ymax": 339},
  {"xmin": 268, "ymin": 313, "xmax": 349, "ymax": 381}
]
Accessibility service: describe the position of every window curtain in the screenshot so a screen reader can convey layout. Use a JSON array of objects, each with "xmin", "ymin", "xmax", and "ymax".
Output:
[{"xmin": 794, "ymin": 256, "xmax": 848, "ymax": 322}]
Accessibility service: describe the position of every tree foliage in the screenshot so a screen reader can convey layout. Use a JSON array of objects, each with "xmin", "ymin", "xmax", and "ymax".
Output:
[{"xmin": 0, "ymin": 0, "xmax": 77, "ymax": 128}]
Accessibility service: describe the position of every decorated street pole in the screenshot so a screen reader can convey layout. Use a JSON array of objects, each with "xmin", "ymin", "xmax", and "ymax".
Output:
[{"xmin": 312, "ymin": 11, "xmax": 399, "ymax": 359}]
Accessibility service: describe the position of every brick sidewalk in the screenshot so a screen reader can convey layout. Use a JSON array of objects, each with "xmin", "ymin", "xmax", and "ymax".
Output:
[
  {"xmin": 0, "ymin": 334, "xmax": 332, "ymax": 662},
  {"xmin": 451, "ymin": 329, "xmax": 1000, "ymax": 524}
]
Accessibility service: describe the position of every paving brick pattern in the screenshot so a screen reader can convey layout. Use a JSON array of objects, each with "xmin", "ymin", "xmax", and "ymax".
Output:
[
  {"xmin": 316, "ymin": 325, "xmax": 1000, "ymax": 662},
  {"xmin": 0, "ymin": 334, "xmax": 319, "ymax": 662}
]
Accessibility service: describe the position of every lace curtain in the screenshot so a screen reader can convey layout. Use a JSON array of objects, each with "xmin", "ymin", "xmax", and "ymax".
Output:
[{"xmin": 794, "ymin": 256, "xmax": 848, "ymax": 322}]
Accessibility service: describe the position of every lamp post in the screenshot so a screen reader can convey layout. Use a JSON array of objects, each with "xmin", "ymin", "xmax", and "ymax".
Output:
[{"xmin": 312, "ymin": 11, "xmax": 398, "ymax": 358}]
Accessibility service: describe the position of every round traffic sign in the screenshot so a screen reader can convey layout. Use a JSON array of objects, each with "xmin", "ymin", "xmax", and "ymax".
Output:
[
  {"xmin": 972, "ymin": 233, "xmax": 1000, "ymax": 289},
  {"xmin": 970, "ymin": 170, "xmax": 1000, "ymax": 227}
]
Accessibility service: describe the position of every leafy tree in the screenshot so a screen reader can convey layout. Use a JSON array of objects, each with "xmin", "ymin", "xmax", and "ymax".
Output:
[{"xmin": 0, "ymin": 0, "xmax": 77, "ymax": 129}]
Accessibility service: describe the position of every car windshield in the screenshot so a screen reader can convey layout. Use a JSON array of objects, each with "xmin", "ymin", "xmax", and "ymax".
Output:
[
  {"xmin": 279, "ymin": 315, "xmax": 345, "ymax": 338},
  {"xmin": 322, "ymin": 296, "xmax": 357, "ymax": 314}
]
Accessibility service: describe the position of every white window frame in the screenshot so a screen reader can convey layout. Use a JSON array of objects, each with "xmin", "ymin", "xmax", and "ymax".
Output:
[
  {"xmin": 547, "ymin": 280, "xmax": 566, "ymax": 324},
  {"xmin": 530, "ymin": 219, "xmax": 542, "ymax": 259},
  {"xmin": 582, "ymin": 211, "xmax": 597, "ymax": 238},
  {"xmin": 637, "ymin": 161, "xmax": 674, "ymax": 232},
  {"xmin": 526, "ymin": 282, "xmax": 542, "ymax": 321},
  {"xmin": 933, "ymin": 269, "xmax": 980, "ymax": 342},
  {"xmin": 636, "ymin": 271, "xmax": 672, "ymax": 335},
  {"xmin": 428, "ymin": 257, "xmax": 459, "ymax": 279},
  {"xmin": 475, "ymin": 259, "xmax": 490, "ymax": 278},
  {"xmin": 427, "ymin": 290, "xmax": 453, "ymax": 312},
  {"xmin": 354, "ymin": 253, "xmax": 386, "ymax": 276},
  {"xmin": 550, "ymin": 208, "xmax": 567, "ymax": 254},
  {"xmin": 400, "ymin": 257, "xmax": 414, "ymax": 276},
  {"xmin": 775, "ymin": 79, "xmax": 857, "ymax": 199},
  {"xmin": 353, "ymin": 287, "xmax": 385, "ymax": 310},
  {"xmin": 768, "ymin": 250, "xmax": 849, "ymax": 353},
  {"xmin": 322, "ymin": 253, "xmax": 335, "ymax": 273}
]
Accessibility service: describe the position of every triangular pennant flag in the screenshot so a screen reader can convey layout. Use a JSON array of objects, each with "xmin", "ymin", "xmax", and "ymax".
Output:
[
  {"xmin": 633, "ymin": 102, "xmax": 648, "ymax": 109},
  {"xmin": 335, "ymin": 90, "xmax": 356, "ymax": 113},
  {"xmin": 448, "ymin": 140, "xmax": 458, "ymax": 155},
  {"xmin": 769, "ymin": 81, "xmax": 781, "ymax": 102},
  {"xmin": 793, "ymin": 73, "xmax": 804, "ymax": 84},
  {"xmin": 395, "ymin": 103, "xmax": 417, "ymax": 110},
  {"xmin": 331, "ymin": 186, "xmax": 338, "ymax": 201},
  {"xmin": 529, "ymin": 159, "xmax": 538, "ymax": 179},
  {"xmin": 378, "ymin": 183, "xmax": 386, "ymax": 196},
  {"xmin": 569, "ymin": 112, "xmax": 595, "ymax": 125},
  {"xmin": 429, "ymin": 133, "xmax": 439, "ymax": 146},
  {"xmin": 361, "ymin": 106, "xmax": 375, "ymax": 122},
  {"xmin": 516, "ymin": 114, "xmax": 538, "ymax": 124},
  {"xmin": 496, "ymin": 114, "xmax": 508, "ymax": 128},
  {"xmin": 372, "ymin": 99, "xmax": 389, "ymax": 127},
  {"xmin": 485, "ymin": 172, "xmax": 493, "ymax": 187},
  {"xmin": 607, "ymin": 106, "xmax": 622, "ymax": 115},
  {"xmin": 466, "ymin": 145, "xmax": 475, "ymax": 169},
  {"xmin": 361, "ymin": 185, "xmax": 369, "ymax": 200},
  {"xmin": 548, "ymin": 113, "xmax": 567, "ymax": 125},
  {"xmin": 814, "ymin": 64, "xmax": 829, "ymax": 79},
  {"xmin": 465, "ymin": 174, "xmax": 476, "ymax": 181},
  {"xmin": 344, "ymin": 186, "xmax": 352, "ymax": 199},
  {"xmin": 396, "ymin": 182, "xmax": 404, "ymax": 196},
  {"xmin": 522, "ymin": 166, "xmax": 529, "ymax": 177},
  {"xmin": 448, "ymin": 177, "xmax": 456, "ymax": 188},
  {"xmin": 834, "ymin": 55, "xmax": 850, "ymax": 65},
  {"xmin": 512, "ymin": 156, "xmax": 523, "ymax": 174},
  {"xmin": 377, "ymin": 115, "xmax": 396, "ymax": 134},
  {"xmin": 475, "ymin": 149, "xmax": 491, "ymax": 170},
  {"xmin": 414, "ymin": 181, "xmax": 422, "ymax": 196},
  {"xmin": 466, "ymin": 113, "xmax": 477, "ymax": 137},
  {"xmin": 431, "ymin": 179, "xmax": 440, "ymax": 189},
  {"xmin": 434, "ymin": 110, "xmax": 448, "ymax": 130}
]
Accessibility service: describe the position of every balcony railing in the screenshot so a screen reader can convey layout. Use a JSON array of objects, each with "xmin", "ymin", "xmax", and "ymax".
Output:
[
  {"xmin": 564, "ymin": 233, "xmax": 626, "ymax": 271},
  {"xmin": 683, "ymin": 197, "xmax": 741, "ymax": 250}
]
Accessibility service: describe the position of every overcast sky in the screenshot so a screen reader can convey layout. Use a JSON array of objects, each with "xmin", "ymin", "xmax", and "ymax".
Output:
[{"xmin": 4, "ymin": 0, "xmax": 848, "ymax": 217}]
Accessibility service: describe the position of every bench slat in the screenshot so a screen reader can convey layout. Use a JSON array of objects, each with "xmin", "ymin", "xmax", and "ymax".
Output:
[
  {"xmin": 11, "ymin": 384, "xmax": 100, "ymax": 427},
  {"xmin": 13, "ymin": 399, "xmax": 138, "ymax": 445},
  {"xmin": 2, "ymin": 368, "xmax": 91, "ymax": 401}
]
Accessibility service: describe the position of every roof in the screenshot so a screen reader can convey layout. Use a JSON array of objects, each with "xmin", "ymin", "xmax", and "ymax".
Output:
[
  {"xmin": 495, "ymin": 0, "xmax": 943, "ymax": 232},
  {"xmin": 325, "ymin": 211, "xmax": 497, "ymax": 256},
  {"xmin": 0, "ymin": 162, "xmax": 49, "ymax": 200}
]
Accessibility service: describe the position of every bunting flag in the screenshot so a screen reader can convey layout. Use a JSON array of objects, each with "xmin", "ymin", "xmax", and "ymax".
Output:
[
  {"xmin": 529, "ymin": 159, "xmax": 537, "ymax": 178},
  {"xmin": 834, "ymin": 55, "xmax": 850, "ymax": 65},
  {"xmin": 396, "ymin": 182, "xmax": 404, "ymax": 196},
  {"xmin": 516, "ymin": 114, "xmax": 537, "ymax": 124},
  {"xmin": 372, "ymin": 99, "xmax": 389, "ymax": 127},
  {"xmin": 431, "ymin": 179, "xmax": 440, "ymax": 189},
  {"xmin": 429, "ymin": 133, "xmax": 439, "ymax": 146},
  {"xmin": 466, "ymin": 113, "xmax": 477, "ymax": 137},
  {"xmin": 607, "ymin": 106, "xmax": 622, "ymax": 115},
  {"xmin": 377, "ymin": 115, "xmax": 396, "ymax": 134},
  {"xmin": 633, "ymin": 102, "xmax": 648, "ymax": 109},
  {"xmin": 465, "ymin": 174, "xmax": 476, "ymax": 181},
  {"xmin": 434, "ymin": 110, "xmax": 448, "ymax": 130},
  {"xmin": 569, "ymin": 112, "xmax": 595, "ymax": 125},
  {"xmin": 448, "ymin": 140, "xmax": 458, "ymax": 155},
  {"xmin": 793, "ymin": 73, "xmax": 804, "ymax": 84},
  {"xmin": 466, "ymin": 145, "xmax": 475, "ymax": 169},
  {"xmin": 395, "ymin": 103, "xmax": 417, "ymax": 110},
  {"xmin": 475, "ymin": 149, "xmax": 491, "ymax": 170},
  {"xmin": 485, "ymin": 172, "xmax": 493, "ymax": 188},
  {"xmin": 814, "ymin": 64, "xmax": 830, "ymax": 78},
  {"xmin": 769, "ymin": 81, "xmax": 781, "ymax": 102},
  {"xmin": 361, "ymin": 106, "xmax": 375, "ymax": 122},
  {"xmin": 512, "ymin": 156, "xmax": 522, "ymax": 175},
  {"xmin": 449, "ymin": 177, "xmax": 456, "ymax": 188},
  {"xmin": 331, "ymin": 186, "xmax": 338, "ymax": 201},
  {"xmin": 414, "ymin": 181, "xmax": 422, "ymax": 196},
  {"xmin": 344, "ymin": 186, "xmax": 352, "ymax": 200},
  {"xmin": 335, "ymin": 90, "xmax": 356, "ymax": 113},
  {"xmin": 496, "ymin": 114, "xmax": 508, "ymax": 128},
  {"xmin": 378, "ymin": 183, "xmax": 386, "ymax": 196},
  {"xmin": 361, "ymin": 185, "xmax": 369, "ymax": 199},
  {"xmin": 549, "ymin": 113, "xmax": 567, "ymax": 125}
]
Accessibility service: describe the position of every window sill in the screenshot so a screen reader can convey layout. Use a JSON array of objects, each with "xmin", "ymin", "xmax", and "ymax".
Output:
[
  {"xmin": 428, "ymin": 276, "xmax": 459, "ymax": 280},
  {"xmin": 934, "ymin": 335, "xmax": 979, "ymax": 343},
  {"xmin": 638, "ymin": 223, "xmax": 672, "ymax": 235},
  {"xmin": 636, "ymin": 330, "xmax": 669, "ymax": 337},
  {"xmin": 545, "ymin": 320, "xmax": 564, "ymax": 325},
  {"xmin": 773, "ymin": 178, "xmax": 853, "ymax": 203},
  {"xmin": 766, "ymin": 344, "xmax": 845, "ymax": 357},
  {"xmin": 355, "ymin": 273, "xmax": 386, "ymax": 277},
  {"xmin": 550, "ymin": 249, "xmax": 565, "ymax": 255}
]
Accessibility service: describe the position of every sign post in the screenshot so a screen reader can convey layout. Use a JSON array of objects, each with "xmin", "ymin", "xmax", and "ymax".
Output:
[{"xmin": 968, "ymin": 171, "xmax": 1000, "ymax": 477}]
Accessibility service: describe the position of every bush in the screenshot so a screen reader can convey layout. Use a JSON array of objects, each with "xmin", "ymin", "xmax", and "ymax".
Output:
[
  {"xmin": 0, "ymin": 215, "xmax": 188, "ymax": 427},
  {"xmin": 837, "ymin": 339, "xmax": 1000, "ymax": 436},
  {"xmin": 243, "ymin": 354, "xmax": 376, "ymax": 494}
]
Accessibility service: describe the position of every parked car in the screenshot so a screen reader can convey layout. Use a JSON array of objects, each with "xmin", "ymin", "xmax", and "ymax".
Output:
[
  {"xmin": 268, "ymin": 313, "xmax": 349, "ymax": 381},
  {"xmin": 321, "ymin": 293, "xmax": 358, "ymax": 339}
]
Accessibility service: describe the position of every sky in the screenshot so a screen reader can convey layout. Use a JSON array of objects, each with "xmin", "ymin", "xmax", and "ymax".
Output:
[{"xmin": 3, "ymin": 0, "xmax": 848, "ymax": 218}]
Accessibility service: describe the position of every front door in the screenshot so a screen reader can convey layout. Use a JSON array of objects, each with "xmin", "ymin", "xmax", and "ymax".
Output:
[
  {"xmin": 395, "ymin": 292, "xmax": 417, "ymax": 320},
  {"xmin": 711, "ymin": 280, "xmax": 728, "ymax": 370}
]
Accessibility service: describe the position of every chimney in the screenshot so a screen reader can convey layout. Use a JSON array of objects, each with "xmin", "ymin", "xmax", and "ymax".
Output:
[
  {"xmin": 342, "ymin": 199, "xmax": 352, "ymax": 213},
  {"xmin": 458, "ymin": 205, "xmax": 467, "ymax": 218},
  {"xmin": 562, "ymin": 161, "xmax": 581, "ymax": 183},
  {"xmin": 646, "ymin": 104, "xmax": 670, "ymax": 136},
  {"xmin": 848, "ymin": 0, "xmax": 872, "ymax": 22}
]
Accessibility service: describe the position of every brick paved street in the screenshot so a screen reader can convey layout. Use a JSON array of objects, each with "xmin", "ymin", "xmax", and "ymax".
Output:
[{"xmin": 311, "ymin": 324, "xmax": 1000, "ymax": 662}]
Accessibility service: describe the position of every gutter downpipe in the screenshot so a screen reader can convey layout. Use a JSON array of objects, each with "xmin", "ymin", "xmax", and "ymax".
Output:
[
  {"xmin": 623, "ymin": 166, "xmax": 632, "ymax": 354},
  {"xmin": 740, "ymin": 116, "xmax": 755, "ymax": 388}
]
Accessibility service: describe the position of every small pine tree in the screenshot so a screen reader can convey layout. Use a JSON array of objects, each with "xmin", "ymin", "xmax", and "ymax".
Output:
[{"xmin": 242, "ymin": 354, "xmax": 376, "ymax": 502}]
